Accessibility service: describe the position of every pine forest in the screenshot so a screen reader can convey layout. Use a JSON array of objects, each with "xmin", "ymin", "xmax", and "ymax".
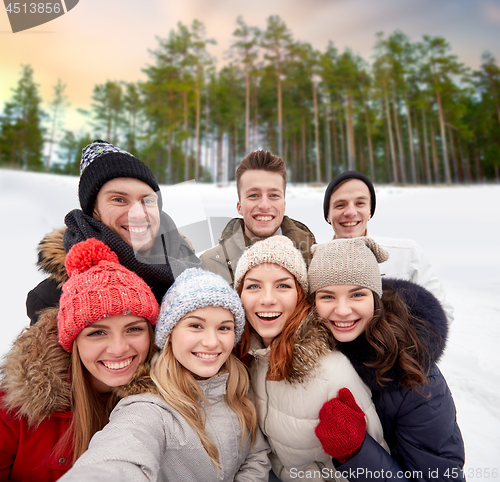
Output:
[{"xmin": 1, "ymin": 16, "xmax": 500, "ymax": 184}]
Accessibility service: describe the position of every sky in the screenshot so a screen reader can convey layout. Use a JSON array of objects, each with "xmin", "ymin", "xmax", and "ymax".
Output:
[
  {"xmin": 0, "ymin": 169, "xmax": 499, "ymax": 474},
  {"xmin": 1, "ymin": 0, "xmax": 500, "ymax": 135}
]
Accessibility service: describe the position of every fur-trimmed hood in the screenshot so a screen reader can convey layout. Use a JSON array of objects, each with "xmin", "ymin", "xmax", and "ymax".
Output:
[
  {"xmin": 0, "ymin": 306, "xmax": 158, "ymax": 425},
  {"xmin": 0, "ymin": 307, "xmax": 72, "ymax": 425},
  {"xmin": 250, "ymin": 308, "xmax": 333, "ymax": 384},
  {"xmin": 36, "ymin": 227, "xmax": 68, "ymax": 287},
  {"xmin": 335, "ymin": 278, "xmax": 449, "ymax": 392}
]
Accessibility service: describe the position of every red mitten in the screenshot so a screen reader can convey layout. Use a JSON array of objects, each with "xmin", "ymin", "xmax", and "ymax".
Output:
[{"xmin": 315, "ymin": 388, "xmax": 367, "ymax": 464}]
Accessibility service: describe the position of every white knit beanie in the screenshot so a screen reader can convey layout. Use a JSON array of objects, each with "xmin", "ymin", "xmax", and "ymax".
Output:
[
  {"xmin": 308, "ymin": 237, "xmax": 389, "ymax": 297},
  {"xmin": 234, "ymin": 235, "xmax": 309, "ymax": 293}
]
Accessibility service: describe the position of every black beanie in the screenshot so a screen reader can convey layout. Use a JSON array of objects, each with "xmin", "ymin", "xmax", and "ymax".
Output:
[
  {"xmin": 78, "ymin": 140, "xmax": 162, "ymax": 216},
  {"xmin": 323, "ymin": 171, "xmax": 376, "ymax": 222}
]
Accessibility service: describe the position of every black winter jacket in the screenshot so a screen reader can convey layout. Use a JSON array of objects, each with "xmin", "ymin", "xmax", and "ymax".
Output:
[{"xmin": 334, "ymin": 278, "xmax": 465, "ymax": 482}]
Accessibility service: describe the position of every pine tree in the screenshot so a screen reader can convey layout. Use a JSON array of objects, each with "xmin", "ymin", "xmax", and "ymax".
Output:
[{"xmin": 0, "ymin": 65, "xmax": 45, "ymax": 170}]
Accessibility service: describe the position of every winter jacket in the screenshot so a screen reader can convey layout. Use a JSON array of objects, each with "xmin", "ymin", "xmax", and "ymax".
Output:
[
  {"xmin": 27, "ymin": 209, "xmax": 201, "ymax": 325},
  {"xmin": 200, "ymin": 216, "xmax": 316, "ymax": 286},
  {"xmin": 58, "ymin": 372, "xmax": 271, "ymax": 482},
  {"xmin": 0, "ymin": 308, "xmax": 73, "ymax": 482},
  {"xmin": 334, "ymin": 278, "xmax": 465, "ymax": 482},
  {"xmin": 370, "ymin": 235, "xmax": 454, "ymax": 324},
  {"xmin": 249, "ymin": 311, "xmax": 389, "ymax": 482}
]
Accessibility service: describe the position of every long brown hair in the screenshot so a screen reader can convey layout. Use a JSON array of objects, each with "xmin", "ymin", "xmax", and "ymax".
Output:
[
  {"xmin": 236, "ymin": 277, "xmax": 311, "ymax": 381},
  {"xmin": 55, "ymin": 323, "xmax": 156, "ymax": 463},
  {"xmin": 363, "ymin": 289, "xmax": 432, "ymax": 390},
  {"xmin": 150, "ymin": 340, "xmax": 257, "ymax": 469}
]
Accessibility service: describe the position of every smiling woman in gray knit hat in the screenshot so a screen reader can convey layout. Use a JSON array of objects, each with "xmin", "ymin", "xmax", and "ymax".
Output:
[
  {"xmin": 233, "ymin": 235, "xmax": 388, "ymax": 482},
  {"xmin": 58, "ymin": 267, "xmax": 271, "ymax": 482},
  {"xmin": 27, "ymin": 139, "xmax": 201, "ymax": 325},
  {"xmin": 309, "ymin": 237, "xmax": 465, "ymax": 481}
]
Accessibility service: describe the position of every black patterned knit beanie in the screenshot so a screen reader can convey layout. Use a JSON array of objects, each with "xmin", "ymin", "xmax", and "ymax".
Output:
[
  {"xmin": 78, "ymin": 140, "xmax": 161, "ymax": 216},
  {"xmin": 323, "ymin": 171, "xmax": 376, "ymax": 222}
]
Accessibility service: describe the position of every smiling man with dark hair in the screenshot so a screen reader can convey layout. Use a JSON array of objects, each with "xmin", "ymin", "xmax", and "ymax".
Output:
[{"xmin": 201, "ymin": 150, "xmax": 316, "ymax": 286}]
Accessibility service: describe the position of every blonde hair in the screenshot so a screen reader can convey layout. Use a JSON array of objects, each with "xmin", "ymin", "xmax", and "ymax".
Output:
[
  {"xmin": 55, "ymin": 323, "xmax": 156, "ymax": 463},
  {"xmin": 150, "ymin": 339, "xmax": 258, "ymax": 468}
]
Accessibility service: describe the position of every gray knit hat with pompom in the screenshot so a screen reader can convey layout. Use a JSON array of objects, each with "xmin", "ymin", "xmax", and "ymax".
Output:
[
  {"xmin": 308, "ymin": 237, "xmax": 389, "ymax": 297},
  {"xmin": 155, "ymin": 268, "xmax": 246, "ymax": 349}
]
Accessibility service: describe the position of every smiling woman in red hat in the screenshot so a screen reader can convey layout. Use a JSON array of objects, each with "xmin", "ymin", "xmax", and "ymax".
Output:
[{"xmin": 0, "ymin": 238, "xmax": 159, "ymax": 482}]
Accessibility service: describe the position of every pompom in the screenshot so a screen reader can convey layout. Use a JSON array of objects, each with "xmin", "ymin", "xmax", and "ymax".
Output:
[{"xmin": 65, "ymin": 238, "xmax": 119, "ymax": 276}]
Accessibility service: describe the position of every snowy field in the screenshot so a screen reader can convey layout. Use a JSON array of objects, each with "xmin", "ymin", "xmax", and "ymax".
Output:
[{"xmin": 0, "ymin": 169, "xmax": 499, "ymax": 477}]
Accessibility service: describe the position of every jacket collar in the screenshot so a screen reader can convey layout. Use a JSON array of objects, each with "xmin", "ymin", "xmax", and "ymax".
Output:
[
  {"xmin": 0, "ymin": 308, "xmax": 72, "ymax": 425},
  {"xmin": 250, "ymin": 309, "xmax": 332, "ymax": 384},
  {"xmin": 208, "ymin": 215, "xmax": 316, "ymax": 266}
]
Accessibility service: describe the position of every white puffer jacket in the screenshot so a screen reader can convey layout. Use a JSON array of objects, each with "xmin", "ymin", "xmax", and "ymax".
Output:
[
  {"xmin": 249, "ymin": 311, "xmax": 389, "ymax": 482},
  {"xmin": 370, "ymin": 235, "xmax": 454, "ymax": 324}
]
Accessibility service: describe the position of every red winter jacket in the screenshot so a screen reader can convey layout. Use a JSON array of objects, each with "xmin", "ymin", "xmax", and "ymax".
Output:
[
  {"xmin": 0, "ymin": 398, "xmax": 73, "ymax": 481},
  {"xmin": 0, "ymin": 308, "xmax": 74, "ymax": 482}
]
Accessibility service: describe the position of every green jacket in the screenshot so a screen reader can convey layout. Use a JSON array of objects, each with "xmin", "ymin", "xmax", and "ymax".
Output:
[{"xmin": 200, "ymin": 216, "xmax": 316, "ymax": 286}]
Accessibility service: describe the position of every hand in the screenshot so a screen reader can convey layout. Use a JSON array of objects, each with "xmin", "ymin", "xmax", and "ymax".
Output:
[{"xmin": 315, "ymin": 388, "xmax": 367, "ymax": 464}]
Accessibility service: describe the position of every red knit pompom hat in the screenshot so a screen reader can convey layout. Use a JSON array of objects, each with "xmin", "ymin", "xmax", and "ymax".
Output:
[{"xmin": 57, "ymin": 238, "xmax": 159, "ymax": 352}]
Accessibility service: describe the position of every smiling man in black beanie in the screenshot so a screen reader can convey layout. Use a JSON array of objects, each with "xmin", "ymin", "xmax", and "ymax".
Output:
[
  {"xmin": 26, "ymin": 140, "xmax": 201, "ymax": 325},
  {"xmin": 323, "ymin": 170, "xmax": 454, "ymax": 324}
]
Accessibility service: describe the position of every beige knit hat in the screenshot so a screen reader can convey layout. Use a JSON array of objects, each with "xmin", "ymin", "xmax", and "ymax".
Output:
[
  {"xmin": 308, "ymin": 237, "xmax": 389, "ymax": 297},
  {"xmin": 234, "ymin": 235, "xmax": 309, "ymax": 293}
]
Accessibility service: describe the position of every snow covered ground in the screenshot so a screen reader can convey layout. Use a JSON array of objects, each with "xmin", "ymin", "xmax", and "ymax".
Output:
[{"xmin": 1, "ymin": 169, "xmax": 499, "ymax": 477}]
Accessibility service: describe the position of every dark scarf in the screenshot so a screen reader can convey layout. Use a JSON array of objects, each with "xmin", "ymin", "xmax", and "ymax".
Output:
[{"xmin": 63, "ymin": 209, "xmax": 201, "ymax": 302}]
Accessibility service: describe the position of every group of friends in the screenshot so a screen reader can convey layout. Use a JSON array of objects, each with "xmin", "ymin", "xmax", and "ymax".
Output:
[{"xmin": 0, "ymin": 141, "xmax": 465, "ymax": 481}]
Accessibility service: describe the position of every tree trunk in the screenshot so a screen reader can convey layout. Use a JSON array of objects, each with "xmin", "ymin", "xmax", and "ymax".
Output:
[
  {"xmin": 312, "ymin": 77, "xmax": 321, "ymax": 182},
  {"xmin": 183, "ymin": 90, "xmax": 189, "ymax": 181},
  {"xmin": 384, "ymin": 86, "xmax": 398, "ymax": 183},
  {"xmin": 195, "ymin": 65, "xmax": 201, "ymax": 182},
  {"xmin": 324, "ymin": 104, "xmax": 332, "ymax": 182},
  {"xmin": 391, "ymin": 87, "xmax": 406, "ymax": 184},
  {"xmin": 245, "ymin": 62, "xmax": 250, "ymax": 153},
  {"xmin": 421, "ymin": 107, "xmax": 432, "ymax": 184},
  {"xmin": 345, "ymin": 94, "xmax": 356, "ymax": 171},
  {"xmin": 457, "ymin": 135, "xmax": 472, "ymax": 184},
  {"xmin": 337, "ymin": 93, "xmax": 347, "ymax": 171},
  {"xmin": 204, "ymin": 93, "xmax": 210, "ymax": 181},
  {"xmin": 330, "ymin": 103, "xmax": 340, "ymax": 177},
  {"xmin": 301, "ymin": 117, "xmax": 307, "ymax": 183},
  {"xmin": 474, "ymin": 145, "xmax": 482, "ymax": 182},
  {"xmin": 363, "ymin": 98, "xmax": 375, "ymax": 180},
  {"xmin": 384, "ymin": 121, "xmax": 391, "ymax": 182},
  {"xmin": 277, "ymin": 54, "xmax": 283, "ymax": 158},
  {"xmin": 412, "ymin": 109, "xmax": 422, "ymax": 183},
  {"xmin": 253, "ymin": 84, "xmax": 259, "ymax": 150},
  {"xmin": 168, "ymin": 130, "xmax": 173, "ymax": 185},
  {"xmin": 435, "ymin": 87, "xmax": 452, "ymax": 184},
  {"xmin": 404, "ymin": 92, "xmax": 417, "ymax": 184},
  {"xmin": 447, "ymin": 125, "xmax": 460, "ymax": 183},
  {"xmin": 429, "ymin": 119, "xmax": 440, "ymax": 183},
  {"xmin": 291, "ymin": 135, "xmax": 297, "ymax": 183},
  {"xmin": 217, "ymin": 127, "xmax": 223, "ymax": 184}
]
